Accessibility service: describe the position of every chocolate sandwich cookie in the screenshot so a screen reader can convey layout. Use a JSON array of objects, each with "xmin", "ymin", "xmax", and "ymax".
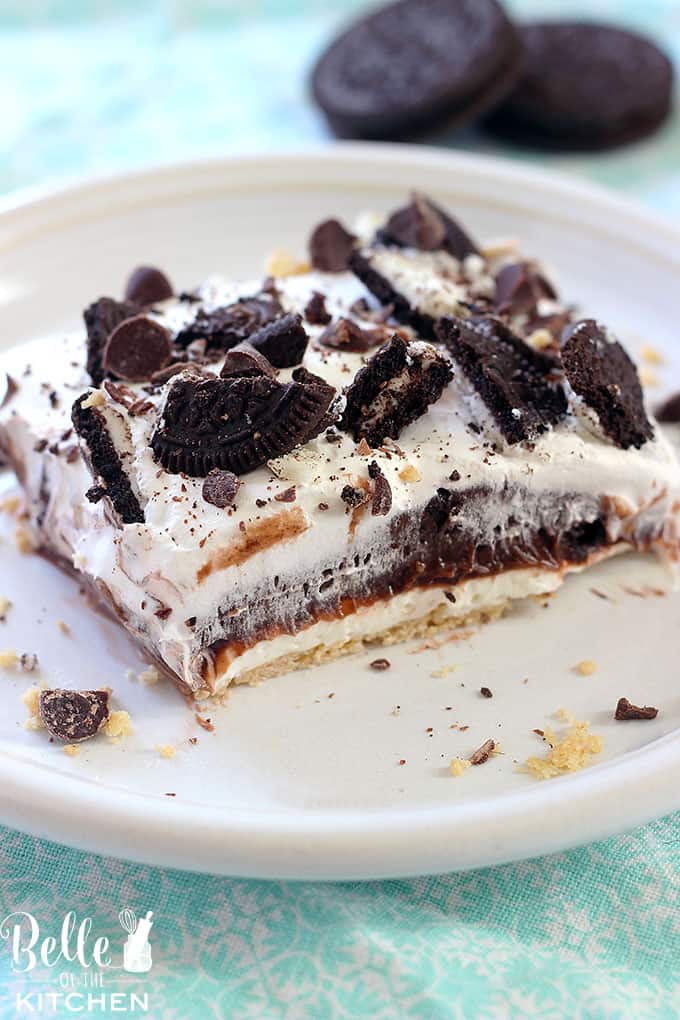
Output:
[
  {"xmin": 311, "ymin": 0, "xmax": 522, "ymax": 140},
  {"xmin": 485, "ymin": 21, "xmax": 674, "ymax": 150}
]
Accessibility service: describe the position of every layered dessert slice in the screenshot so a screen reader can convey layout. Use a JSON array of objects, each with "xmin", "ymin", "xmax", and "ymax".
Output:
[{"xmin": 1, "ymin": 193, "xmax": 677, "ymax": 698}]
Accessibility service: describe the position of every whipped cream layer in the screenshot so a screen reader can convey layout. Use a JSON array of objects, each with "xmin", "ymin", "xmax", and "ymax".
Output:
[{"xmin": 1, "ymin": 232, "xmax": 678, "ymax": 696}]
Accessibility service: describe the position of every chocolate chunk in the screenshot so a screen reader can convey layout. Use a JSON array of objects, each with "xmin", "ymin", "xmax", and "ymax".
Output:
[
  {"xmin": 341, "ymin": 335, "xmax": 452, "ymax": 446},
  {"xmin": 480, "ymin": 686, "xmax": 493, "ymax": 698},
  {"xmin": 349, "ymin": 297, "xmax": 395, "ymax": 324},
  {"xmin": 437, "ymin": 316, "xmax": 567, "ymax": 444},
  {"xmin": 308, "ymin": 219, "xmax": 357, "ymax": 272},
  {"xmin": 83, "ymin": 297, "xmax": 139, "ymax": 385},
  {"xmin": 0, "ymin": 373, "xmax": 18, "ymax": 409},
  {"xmin": 304, "ymin": 291, "xmax": 332, "ymax": 326},
  {"xmin": 368, "ymin": 461, "xmax": 392, "ymax": 516},
  {"xmin": 318, "ymin": 317, "xmax": 386, "ymax": 353},
  {"xmin": 379, "ymin": 193, "xmax": 479, "ymax": 259},
  {"xmin": 248, "ymin": 313, "xmax": 308, "ymax": 368},
  {"xmin": 340, "ymin": 485, "xmax": 369, "ymax": 509},
  {"xmin": 615, "ymin": 697, "xmax": 658, "ymax": 721},
  {"xmin": 102, "ymin": 315, "xmax": 172, "ymax": 382},
  {"xmin": 485, "ymin": 22, "xmax": 674, "ymax": 151},
  {"xmin": 655, "ymin": 391, "xmax": 680, "ymax": 424},
  {"xmin": 350, "ymin": 250, "xmax": 437, "ymax": 338},
  {"xmin": 175, "ymin": 293, "xmax": 283, "ymax": 351},
  {"xmin": 202, "ymin": 469, "xmax": 241, "ymax": 508},
  {"xmin": 72, "ymin": 394, "xmax": 145, "ymax": 524},
  {"xmin": 39, "ymin": 688, "xmax": 110, "ymax": 743},
  {"xmin": 124, "ymin": 265, "xmax": 173, "ymax": 307},
  {"xmin": 562, "ymin": 320, "xmax": 653, "ymax": 450},
  {"xmin": 311, "ymin": 0, "xmax": 522, "ymax": 141},
  {"xmin": 151, "ymin": 372, "xmax": 335, "ymax": 477},
  {"xmin": 220, "ymin": 343, "xmax": 276, "ymax": 379},
  {"xmin": 494, "ymin": 261, "xmax": 556, "ymax": 315},
  {"xmin": 292, "ymin": 366, "xmax": 328, "ymax": 388},
  {"xmin": 369, "ymin": 658, "xmax": 390, "ymax": 671},
  {"xmin": 469, "ymin": 738, "xmax": 495, "ymax": 765}
]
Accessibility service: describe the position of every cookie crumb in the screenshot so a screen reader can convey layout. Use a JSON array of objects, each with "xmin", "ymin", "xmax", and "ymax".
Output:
[
  {"xmin": 21, "ymin": 685, "xmax": 45, "ymax": 730},
  {"xmin": 640, "ymin": 344, "xmax": 664, "ymax": 365},
  {"xmin": 155, "ymin": 744, "xmax": 176, "ymax": 759},
  {"xmin": 449, "ymin": 757, "xmax": 471, "ymax": 777},
  {"xmin": 0, "ymin": 597, "xmax": 12, "ymax": 621},
  {"xmin": 104, "ymin": 710, "xmax": 132, "ymax": 741},
  {"xmin": 0, "ymin": 648, "xmax": 18, "ymax": 670},
  {"xmin": 57, "ymin": 620, "xmax": 71, "ymax": 636},
  {"xmin": 265, "ymin": 249, "xmax": 310, "ymax": 278},
  {"xmin": 615, "ymin": 697, "xmax": 658, "ymax": 721},
  {"xmin": 63, "ymin": 744, "xmax": 80, "ymax": 758},
  {"xmin": 139, "ymin": 666, "xmax": 161, "ymax": 686},
  {"xmin": 81, "ymin": 390, "xmax": 105, "ymax": 410},
  {"xmin": 576, "ymin": 659, "xmax": 597, "ymax": 676},
  {"xmin": 430, "ymin": 664, "xmax": 457, "ymax": 678},
  {"xmin": 525, "ymin": 711, "xmax": 602, "ymax": 779},
  {"xmin": 14, "ymin": 526, "xmax": 35, "ymax": 554},
  {"xmin": 399, "ymin": 463, "xmax": 421, "ymax": 483}
]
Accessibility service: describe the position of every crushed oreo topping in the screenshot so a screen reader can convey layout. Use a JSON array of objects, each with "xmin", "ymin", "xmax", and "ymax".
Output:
[
  {"xmin": 341, "ymin": 335, "xmax": 452, "ymax": 446},
  {"xmin": 494, "ymin": 261, "xmax": 556, "ymax": 316},
  {"xmin": 202, "ymin": 468, "xmax": 241, "ymax": 508},
  {"xmin": 83, "ymin": 297, "xmax": 139, "ymax": 385},
  {"xmin": 615, "ymin": 697, "xmax": 658, "ymax": 720},
  {"xmin": 247, "ymin": 313, "xmax": 308, "ymax": 368},
  {"xmin": 437, "ymin": 316, "xmax": 567, "ymax": 444},
  {"xmin": 151, "ymin": 372, "xmax": 335, "ymax": 477},
  {"xmin": 368, "ymin": 460, "xmax": 392, "ymax": 516},
  {"xmin": 72, "ymin": 393, "xmax": 145, "ymax": 524},
  {"xmin": 175, "ymin": 293, "xmax": 283, "ymax": 352},
  {"xmin": 39, "ymin": 688, "xmax": 110, "ymax": 743},
  {"xmin": 304, "ymin": 291, "xmax": 332, "ymax": 326},
  {"xmin": 562, "ymin": 319, "xmax": 654, "ymax": 450},
  {"xmin": 340, "ymin": 485, "xmax": 369, "ymax": 509},
  {"xmin": 124, "ymin": 265, "xmax": 174, "ymax": 307},
  {"xmin": 220, "ymin": 342, "xmax": 276, "ymax": 379},
  {"xmin": 377, "ymin": 193, "xmax": 479, "ymax": 259},
  {"xmin": 102, "ymin": 315, "xmax": 172, "ymax": 382},
  {"xmin": 318, "ymin": 317, "xmax": 387, "ymax": 353},
  {"xmin": 308, "ymin": 219, "xmax": 357, "ymax": 272}
]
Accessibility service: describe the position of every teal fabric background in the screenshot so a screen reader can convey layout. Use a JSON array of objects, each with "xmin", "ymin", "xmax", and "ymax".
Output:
[{"xmin": 0, "ymin": 2, "xmax": 679, "ymax": 1017}]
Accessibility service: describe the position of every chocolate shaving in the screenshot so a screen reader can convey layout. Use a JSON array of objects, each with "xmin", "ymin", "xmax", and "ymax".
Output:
[
  {"xmin": 83, "ymin": 297, "xmax": 139, "ymax": 385},
  {"xmin": 39, "ymin": 688, "xmax": 110, "ymax": 743},
  {"xmin": 304, "ymin": 291, "xmax": 332, "ymax": 326},
  {"xmin": 318, "ymin": 317, "xmax": 386, "ymax": 353},
  {"xmin": 0, "ymin": 373, "xmax": 18, "ymax": 409},
  {"xmin": 615, "ymin": 697, "xmax": 658, "ymax": 720},
  {"xmin": 175, "ymin": 293, "xmax": 283, "ymax": 352},
  {"xmin": 308, "ymin": 219, "xmax": 357, "ymax": 272},
  {"xmin": 562, "ymin": 319, "xmax": 653, "ymax": 449},
  {"xmin": 494, "ymin": 261, "xmax": 556, "ymax": 316},
  {"xmin": 248, "ymin": 313, "xmax": 308, "ymax": 368},
  {"xmin": 368, "ymin": 460, "xmax": 392, "ymax": 516},
  {"xmin": 274, "ymin": 485, "xmax": 297, "ymax": 503},
  {"xmin": 102, "ymin": 315, "xmax": 172, "ymax": 382},
  {"xmin": 377, "ymin": 193, "xmax": 479, "ymax": 259},
  {"xmin": 437, "ymin": 316, "xmax": 567, "ymax": 444},
  {"xmin": 202, "ymin": 469, "xmax": 241, "ymax": 508},
  {"xmin": 341, "ymin": 335, "xmax": 452, "ymax": 446},
  {"xmin": 469, "ymin": 738, "xmax": 495, "ymax": 765},
  {"xmin": 220, "ymin": 342, "xmax": 276, "ymax": 379},
  {"xmin": 124, "ymin": 265, "xmax": 173, "ymax": 307},
  {"xmin": 151, "ymin": 372, "xmax": 335, "ymax": 477}
]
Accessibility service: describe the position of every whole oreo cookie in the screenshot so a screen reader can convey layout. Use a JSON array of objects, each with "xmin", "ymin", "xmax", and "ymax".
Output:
[
  {"xmin": 311, "ymin": 0, "xmax": 522, "ymax": 140},
  {"xmin": 437, "ymin": 315, "xmax": 567, "ymax": 444},
  {"xmin": 151, "ymin": 372, "xmax": 335, "ymax": 476},
  {"xmin": 486, "ymin": 22, "xmax": 674, "ymax": 150},
  {"xmin": 562, "ymin": 319, "xmax": 653, "ymax": 449}
]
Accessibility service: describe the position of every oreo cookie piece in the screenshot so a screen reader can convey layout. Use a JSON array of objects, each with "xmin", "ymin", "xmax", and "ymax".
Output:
[
  {"xmin": 437, "ymin": 315, "xmax": 567, "ymax": 443},
  {"xmin": 39, "ymin": 688, "xmax": 110, "ymax": 743},
  {"xmin": 486, "ymin": 22, "xmax": 674, "ymax": 151},
  {"xmin": 151, "ymin": 372, "xmax": 335, "ymax": 477},
  {"xmin": 309, "ymin": 219, "xmax": 357, "ymax": 272},
  {"xmin": 175, "ymin": 293, "xmax": 283, "ymax": 352},
  {"xmin": 72, "ymin": 393, "xmax": 145, "ymax": 524},
  {"xmin": 318, "ymin": 317, "xmax": 387, "ymax": 353},
  {"xmin": 124, "ymin": 265, "xmax": 174, "ymax": 307},
  {"xmin": 304, "ymin": 291, "xmax": 332, "ymax": 326},
  {"xmin": 311, "ymin": 0, "xmax": 522, "ymax": 140},
  {"xmin": 83, "ymin": 297, "xmax": 139, "ymax": 386},
  {"xmin": 103, "ymin": 315, "xmax": 172, "ymax": 382},
  {"xmin": 562, "ymin": 319, "xmax": 653, "ymax": 450},
  {"xmin": 341, "ymin": 335, "xmax": 452, "ymax": 446},
  {"xmin": 377, "ymin": 193, "xmax": 479, "ymax": 259},
  {"xmin": 247, "ymin": 313, "xmax": 308, "ymax": 368}
]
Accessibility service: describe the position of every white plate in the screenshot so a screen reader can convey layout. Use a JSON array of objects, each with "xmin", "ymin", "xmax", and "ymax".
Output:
[{"xmin": 0, "ymin": 145, "xmax": 679, "ymax": 880}]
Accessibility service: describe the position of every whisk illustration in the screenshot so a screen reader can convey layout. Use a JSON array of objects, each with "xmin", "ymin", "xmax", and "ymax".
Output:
[{"xmin": 119, "ymin": 907, "xmax": 154, "ymax": 973}]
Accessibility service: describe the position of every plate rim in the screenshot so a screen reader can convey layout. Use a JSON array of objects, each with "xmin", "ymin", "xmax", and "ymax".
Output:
[{"xmin": 1, "ymin": 142, "xmax": 679, "ymax": 879}]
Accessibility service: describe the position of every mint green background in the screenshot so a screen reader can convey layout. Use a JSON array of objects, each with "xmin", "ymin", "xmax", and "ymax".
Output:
[{"xmin": 0, "ymin": 2, "xmax": 679, "ymax": 1017}]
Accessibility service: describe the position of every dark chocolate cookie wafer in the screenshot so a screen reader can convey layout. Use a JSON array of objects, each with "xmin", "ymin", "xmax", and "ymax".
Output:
[
  {"xmin": 562, "ymin": 320, "xmax": 653, "ymax": 449},
  {"xmin": 485, "ymin": 22, "xmax": 674, "ymax": 151},
  {"xmin": 72, "ymin": 393, "xmax": 145, "ymax": 524},
  {"xmin": 175, "ymin": 293, "xmax": 283, "ymax": 352},
  {"xmin": 311, "ymin": 0, "xmax": 522, "ymax": 140},
  {"xmin": 151, "ymin": 372, "xmax": 335, "ymax": 477},
  {"xmin": 350, "ymin": 251, "xmax": 437, "ymax": 339},
  {"xmin": 437, "ymin": 315, "xmax": 567, "ymax": 444},
  {"xmin": 341, "ymin": 335, "xmax": 452, "ymax": 446}
]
